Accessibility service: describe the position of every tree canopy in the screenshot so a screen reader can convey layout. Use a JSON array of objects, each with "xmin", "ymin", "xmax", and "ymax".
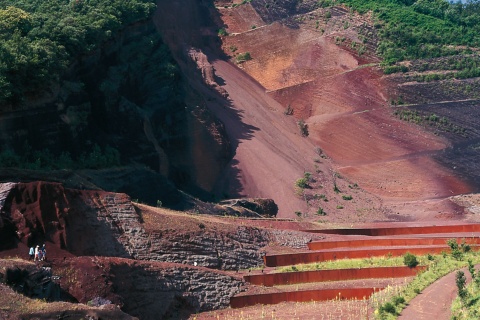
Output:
[
  {"xmin": 340, "ymin": 0, "xmax": 480, "ymax": 64},
  {"xmin": 0, "ymin": 0, "xmax": 156, "ymax": 105}
]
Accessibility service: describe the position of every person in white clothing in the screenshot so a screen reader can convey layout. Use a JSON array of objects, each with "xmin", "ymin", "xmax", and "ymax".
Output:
[{"xmin": 34, "ymin": 245, "xmax": 39, "ymax": 261}]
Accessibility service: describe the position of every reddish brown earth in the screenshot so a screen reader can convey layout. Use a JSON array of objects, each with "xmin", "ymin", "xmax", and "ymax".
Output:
[
  {"xmin": 2, "ymin": 1, "xmax": 480, "ymax": 319},
  {"xmin": 210, "ymin": 1, "xmax": 475, "ymax": 224},
  {"xmin": 398, "ymin": 266, "xmax": 475, "ymax": 320}
]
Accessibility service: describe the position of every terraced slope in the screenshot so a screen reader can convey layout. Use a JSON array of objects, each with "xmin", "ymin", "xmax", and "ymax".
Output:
[
  {"xmin": 225, "ymin": 223, "xmax": 480, "ymax": 317},
  {"xmin": 214, "ymin": 0, "xmax": 475, "ymax": 221}
]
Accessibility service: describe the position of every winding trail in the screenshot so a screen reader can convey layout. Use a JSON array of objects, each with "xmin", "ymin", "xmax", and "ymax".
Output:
[{"xmin": 398, "ymin": 266, "xmax": 473, "ymax": 320}]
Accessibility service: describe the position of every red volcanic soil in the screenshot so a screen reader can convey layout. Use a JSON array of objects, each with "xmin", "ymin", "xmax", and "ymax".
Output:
[{"xmin": 214, "ymin": 2, "xmax": 474, "ymax": 222}]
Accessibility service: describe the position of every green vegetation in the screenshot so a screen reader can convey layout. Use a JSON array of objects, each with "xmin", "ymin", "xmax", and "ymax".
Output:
[
  {"xmin": 447, "ymin": 238, "xmax": 472, "ymax": 261},
  {"xmin": 375, "ymin": 252, "xmax": 480, "ymax": 319},
  {"xmin": 451, "ymin": 262, "xmax": 480, "ymax": 319},
  {"xmin": 403, "ymin": 252, "xmax": 419, "ymax": 268},
  {"xmin": 0, "ymin": 143, "xmax": 120, "ymax": 170},
  {"xmin": 236, "ymin": 52, "xmax": 252, "ymax": 63},
  {"xmin": 0, "ymin": 0, "xmax": 156, "ymax": 106},
  {"xmin": 393, "ymin": 109, "xmax": 467, "ymax": 136},
  {"xmin": 295, "ymin": 177, "xmax": 309, "ymax": 189},
  {"xmin": 218, "ymin": 28, "xmax": 228, "ymax": 36},
  {"xmin": 340, "ymin": 0, "xmax": 480, "ymax": 65},
  {"xmin": 456, "ymin": 270, "xmax": 468, "ymax": 300}
]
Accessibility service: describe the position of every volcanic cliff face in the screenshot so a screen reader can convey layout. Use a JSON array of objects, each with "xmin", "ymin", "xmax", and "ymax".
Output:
[
  {"xmin": 0, "ymin": 181, "xmax": 322, "ymax": 318},
  {"xmin": 0, "ymin": 182, "xmax": 316, "ymax": 269},
  {"xmin": 0, "ymin": 17, "xmax": 231, "ymax": 205}
]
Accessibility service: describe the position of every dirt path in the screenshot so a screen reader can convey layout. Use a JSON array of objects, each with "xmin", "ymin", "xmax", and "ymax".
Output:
[{"xmin": 398, "ymin": 266, "xmax": 472, "ymax": 320}]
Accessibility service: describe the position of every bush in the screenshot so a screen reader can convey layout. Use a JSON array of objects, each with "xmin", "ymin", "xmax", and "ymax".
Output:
[
  {"xmin": 456, "ymin": 270, "xmax": 468, "ymax": 301},
  {"xmin": 297, "ymin": 119, "xmax": 309, "ymax": 137},
  {"xmin": 404, "ymin": 252, "xmax": 419, "ymax": 268},
  {"xmin": 295, "ymin": 177, "xmax": 309, "ymax": 189},
  {"xmin": 392, "ymin": 295, "xmax": 405, "ymax": 306},
  {"xmin": 380, "ymin": 302, "xmax": 396, "ymax": 315},
  {"xmin": 236, "ymin": 52, "xmax": 252, "ymax": 63},
  {"xmin": 316, "ymin": 208, "xmax": 326, "ymax": 216},
  {"xmin": 218, "ymin": 28, "xmax": 228, "ymax": 36},
  {"xmin": 342, "ymin": 195, "xmax": 353, "ymax": 200},
  {"xmin": 448, "ymin": 239, "xmax": 465, "ymax": 261}
]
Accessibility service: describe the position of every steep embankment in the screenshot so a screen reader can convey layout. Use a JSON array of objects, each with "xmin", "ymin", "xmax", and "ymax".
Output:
[
  {"xmin": 0, "ymin": 181, "xmax": 326, "ymax": 318},
  {"xmin": 208, "ymin": 0, "xmax": 474, "ymax": 221},
  {"xmin": 0, "ymin": 6, "xmax": 231, "ymax": 206},
  {"xmin": 154, "ymin": 0, "xmax": 390, "ymax": 220},
  {"xmin": 0, "ymin": 182, "xmax": 313, "ymax": 269}
]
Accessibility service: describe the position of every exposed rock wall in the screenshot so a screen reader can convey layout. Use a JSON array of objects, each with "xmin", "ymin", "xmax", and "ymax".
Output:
[
  {"xmin": 111, "ymin": 262, "xmax": 244, "ymax": 319},
  {"xmin": 0, "ymin": 182, "xmax": 136, "ymax": 257},
  {"xmin": 56, "ymin": 257, "xmax": 244, "ymax": 320},
  {"xmin": 138, "ymin": 227, "xmax": 270, "ymax": 270},
  {"xmin": 0, "ymin": 182, "xmax": 315, "ymax": 270}
]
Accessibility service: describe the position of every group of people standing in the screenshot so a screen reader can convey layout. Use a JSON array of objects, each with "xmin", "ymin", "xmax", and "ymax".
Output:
[{"xmin": 29, "ymin": 244, "xmax": 47, "ymax": 261}]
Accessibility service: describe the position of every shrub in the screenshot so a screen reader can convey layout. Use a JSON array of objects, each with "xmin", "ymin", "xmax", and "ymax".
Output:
[
  {"xmin": 342, "ymin": 195, "xmax": 353, "ymax": 200},
  {"xmin": 295, "ymin": 177, "xmax": 309, "ymax": 189},
  {"xmin": 297, "ymin": 119, "xmax": 309, "ymax": 137},
  {"xmin": 304, "ymin": 172, "xmax": 312, "ymax": 181},
  {"xmin": 404, "ymin": 252, "xmax": 419, "ymax": 268},
  {"xmin": 468, "ymin": 259, "xmax": 475, "ymax": 279},
  {"xmin": 392, "ymin": 296, "xmax": 405, "ymax": 306},
  {"xmin": 448, "ymin": 239, "xmax": 464, "ymax": 261},
  {"xmin": 456, "ymin": 271, "xmax": 468, "ymax": 301},
  {"xmin": 284, "ymin": 104, "xmax": 294, "ymax": 115},
  {"xmin": 218, "ymin": 28, "xmax": 228, "ymax": 36},
  {"xmin": 380, "ymin": 302, "xmax": 396, "ymax": 314},
  {"xmin": 316, "ymin": 208, "xmax": 326, "ymax": 216},
  {"xmin": 236, "ymin": 52, "xmax": 252, "ymax": 63}
]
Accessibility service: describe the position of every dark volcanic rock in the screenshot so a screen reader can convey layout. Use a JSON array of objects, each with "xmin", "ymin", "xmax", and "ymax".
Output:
[
  {"xmin": 55, "ymin": 257, "xmax": 244, "ymax": 320},
  {"xmin": 0, "ymin": 181, "xmax": 315, "ymax": 271},
  {"xmin": 219, "ymin": 198, "xmax": 278, "ymax": 217}
]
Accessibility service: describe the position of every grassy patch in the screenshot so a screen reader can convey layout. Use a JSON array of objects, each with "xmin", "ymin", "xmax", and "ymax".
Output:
[
  {"xmin": 276, "ymin": 255, "xmax": 411, "ymax": 273},
  {"xmin": 373, "ymin": 251, "xmax": 480, "ymax": 319}
]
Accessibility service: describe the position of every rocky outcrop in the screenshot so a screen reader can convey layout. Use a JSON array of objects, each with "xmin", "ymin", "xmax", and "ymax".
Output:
[
  {"xmin": 1, "ymin": 264, "xmax": 67, "ymax": 302},
  {"xmin": 219, "ymin": 198, "xmax": 278, "ymax": 217},
  {"xmin": 0, "ymin": 182, "xmax": 138, "ymax": 257},
  {"xmin": 55, "ymin": 257, "xmax": 244, "ymax": 320},
  {"xmin": 137, "ymin": 227, "xmax": 271, "ymax": 270}
]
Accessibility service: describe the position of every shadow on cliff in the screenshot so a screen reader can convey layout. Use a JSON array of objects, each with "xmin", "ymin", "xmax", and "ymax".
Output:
[
  {"xmin": 0, "ymin": 182, "xmax": 131, "ymax": 258},
  {"xmin": 154, "ymin": 0, "xmax": 262, "ymax": 201}
]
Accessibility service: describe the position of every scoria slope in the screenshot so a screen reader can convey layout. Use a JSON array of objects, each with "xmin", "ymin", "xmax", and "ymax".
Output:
[{"xmin": 207, "ymin": 0, "xmax": 476, "ymax": 221}]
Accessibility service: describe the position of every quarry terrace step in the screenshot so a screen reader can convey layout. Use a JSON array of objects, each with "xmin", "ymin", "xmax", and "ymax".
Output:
[
  {"xmin": 307, "ymin": 236, "xmax": 480, "ymax": 250},
  {"xmin": 303, "ymin": 224, "xmax": 480, "ymax": 236},
  {"xmin": 244, "ymin": 265, "xmax": 426, "ymax": 286},
  {"xmin": 230, "ymin": 287, "xmax": 380, "ymax": 308},
  {"xmin": 263, "ymin": 245, "xmax": 478, "ymax": 267}
]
